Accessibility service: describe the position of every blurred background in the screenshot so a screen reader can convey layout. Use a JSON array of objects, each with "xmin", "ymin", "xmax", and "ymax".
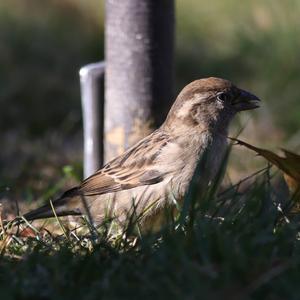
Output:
[{"xmin": 1, "ymin": 0, "xmax": 300, "ymax": 211}]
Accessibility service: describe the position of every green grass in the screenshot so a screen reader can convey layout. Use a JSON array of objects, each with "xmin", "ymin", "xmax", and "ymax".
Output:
[
  {"xmin": 1, "ymin": 1, "xmax": 300, "ymax": 298},
  {"xmin": 1, "ymin": 167, "xmax": 300, "ymax": 300}
]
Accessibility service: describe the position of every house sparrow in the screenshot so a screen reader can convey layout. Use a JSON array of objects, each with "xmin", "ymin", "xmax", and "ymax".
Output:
[{"xmin": 23, "ymin": 77, "xmax": 260, "ymax": 229}]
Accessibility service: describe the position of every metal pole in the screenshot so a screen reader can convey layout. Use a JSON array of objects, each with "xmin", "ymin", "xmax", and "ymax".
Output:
[
  {"xmin": 105, "ymin": 0, "xmax": 174, "ymax": 162},
  {"xmin": 79, "ymin": 62, "xmax": 105, "ymax": 178}
]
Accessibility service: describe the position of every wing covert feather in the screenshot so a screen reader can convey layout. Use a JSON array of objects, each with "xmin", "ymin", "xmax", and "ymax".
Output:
[{"xmin": 76, "ymin": 131, "xmax": 172, "ymax": 196}]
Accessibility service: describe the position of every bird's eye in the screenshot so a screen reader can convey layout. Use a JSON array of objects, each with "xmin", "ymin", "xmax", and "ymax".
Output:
[{"xmin": 217, "ymin": 92, "xmax": 230, "ymax": 102}]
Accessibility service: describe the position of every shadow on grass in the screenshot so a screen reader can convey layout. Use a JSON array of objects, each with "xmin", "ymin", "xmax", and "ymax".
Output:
[{"xmin": 1, "ymin": 158, "xmax": 300, "ymax": 299}]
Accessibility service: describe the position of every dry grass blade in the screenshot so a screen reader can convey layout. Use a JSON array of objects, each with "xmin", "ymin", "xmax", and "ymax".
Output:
[
  {"xmin": 0, "ymin": 235, "xmax": 13, "ymax": 256},
  {"xmin": 0, "ymin": 204, "xmax": 6, "ymax": 238},
  {"xmin": 50, "ymin": 199, "xmax": 69, "ymax": 240}
]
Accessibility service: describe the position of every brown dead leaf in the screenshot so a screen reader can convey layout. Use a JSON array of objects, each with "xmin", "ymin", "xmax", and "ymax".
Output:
[{"xmin": 230, "ymin": 137, "xmax": 300, "ymax": 196}]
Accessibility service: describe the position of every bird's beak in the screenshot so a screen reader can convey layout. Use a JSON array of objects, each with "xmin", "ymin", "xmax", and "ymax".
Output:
[{"xmin": 232, "ymin": 89, "xmax": 261, "ymax": 111}]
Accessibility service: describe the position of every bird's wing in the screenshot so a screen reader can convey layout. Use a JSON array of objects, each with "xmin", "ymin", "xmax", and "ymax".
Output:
[
  {"xmin": 23, "ymin": 131, "xmax": 172, "ymax": 222},
  {"xmin": 75, "ymin": 130, "xmax": 171, "ymax": 196},
  {"xmin": 77, "ymin": 168, "xmax": 164, "ymax": 196}
]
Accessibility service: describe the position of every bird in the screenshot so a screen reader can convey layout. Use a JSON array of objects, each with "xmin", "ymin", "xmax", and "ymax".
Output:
[{"xmin": 23, "ymin": 77, "xmax": 260, "ymax": 230}]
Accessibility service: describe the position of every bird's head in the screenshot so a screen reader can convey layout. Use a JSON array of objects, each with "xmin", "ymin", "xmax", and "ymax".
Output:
[{"xmin": 163, "ymin": 77, "xmax": 260, "ymax": 134}]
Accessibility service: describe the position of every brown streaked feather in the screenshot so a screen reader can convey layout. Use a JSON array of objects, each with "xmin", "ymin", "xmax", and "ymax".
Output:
[{"xmin": 76, "ymin": 130, "xmax": 172, "ymax": 196}]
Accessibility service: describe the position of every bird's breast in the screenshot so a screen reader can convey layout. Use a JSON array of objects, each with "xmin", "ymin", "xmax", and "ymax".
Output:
[{"xmin": 169, "ymin": 132, "xmax": 228, "ymax": 198}]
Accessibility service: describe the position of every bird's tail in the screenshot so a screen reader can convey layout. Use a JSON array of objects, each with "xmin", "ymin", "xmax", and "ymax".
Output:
[
  {"xmin": 23, "ymin": 188, "xmax": 82, "ymax": 222},
  {"xmin": 23, "ymin": 202, "xmax": 75, "ymax": 221}
]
